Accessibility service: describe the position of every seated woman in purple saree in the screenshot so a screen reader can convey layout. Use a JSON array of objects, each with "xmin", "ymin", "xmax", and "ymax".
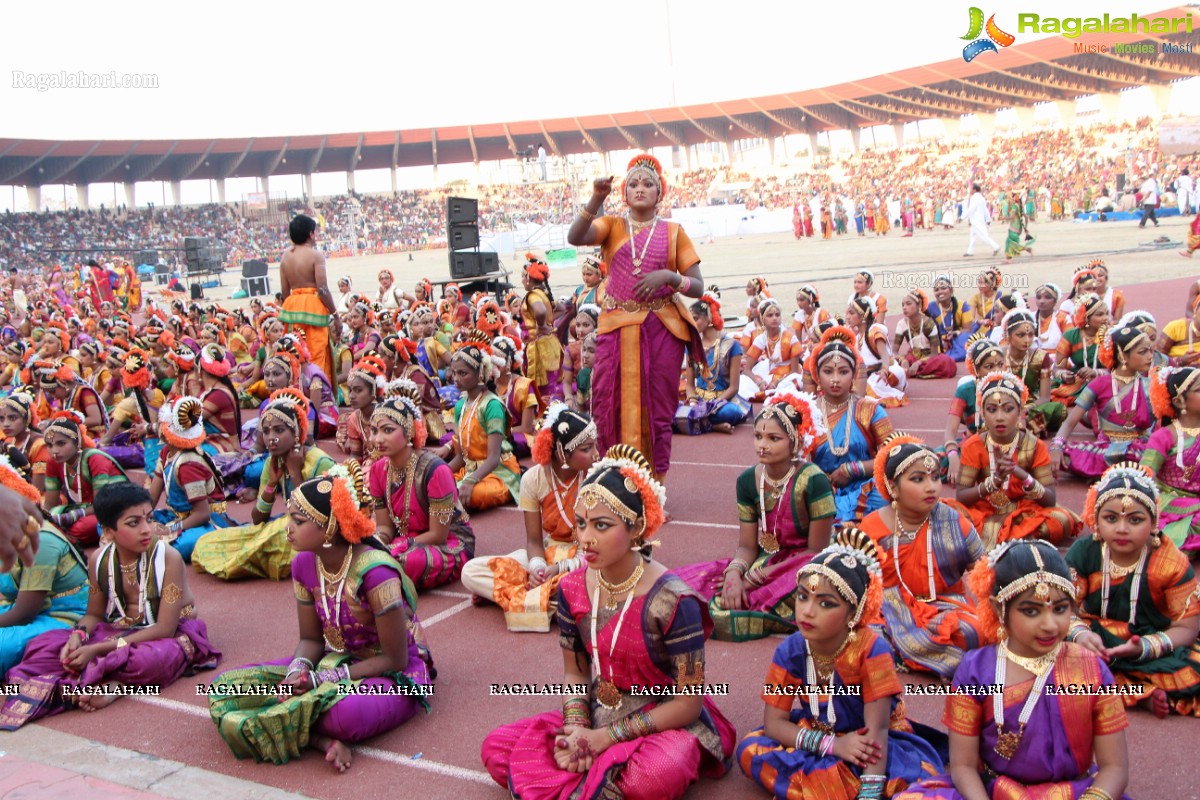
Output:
[
  {"xmin": 208, "ymin": 463, "xmax": 434, "ymax": 773},
  {"xmin": 0, "ymin": 483, "xmax": 219, "ymax": 729},
  {"xmin": 481, "ymin": 446, "xmax": 735, "ymax": 800},
  {"xmin": 895, "ymin": 541, "xmax": 1131, "ymax": 800}
]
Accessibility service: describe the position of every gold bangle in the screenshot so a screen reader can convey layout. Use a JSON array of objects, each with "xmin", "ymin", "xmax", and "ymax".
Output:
[{"xmin": 578, "ymin": 207, "xmax": 597, "ymax": 222}]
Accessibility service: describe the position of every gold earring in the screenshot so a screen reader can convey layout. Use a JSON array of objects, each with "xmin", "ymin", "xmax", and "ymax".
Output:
[
  {"xmin": 1091, "ymin": 530, "xmax": 1101, "ymax": 542},
  {"xmin": 998, "ymin": 624, "xmax": 1007, "ymax": 641}
]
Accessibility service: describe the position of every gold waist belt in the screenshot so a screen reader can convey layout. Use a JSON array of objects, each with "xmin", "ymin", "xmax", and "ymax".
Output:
[
  {"xmin": 1106, "ymin": 430, "xmax": 1141, "ymax": 441},
  {"xmin": 210, "ymin": 501, "xmax": 228, "ymax": 514},
  {"xmin": 603, "ymin": 296, "xmax": 672, "ymax": 313}
]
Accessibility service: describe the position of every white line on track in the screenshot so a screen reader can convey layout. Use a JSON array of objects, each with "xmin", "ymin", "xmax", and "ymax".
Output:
[
  {"xmin": 429, "ymin": 589, "xmax": 472, "ymax": 599},
  {"xmin": 356, "ymin": 746, "xmax": 495, "ymax": 785},
  {"xmin": 130, "ymin": 695, "xmax": 494, "ymax": 785},
  {"xmin": 665, "ymin": 520, "xmax": 739, "ymax": 530},
  {"xmin": 420, "ymin": 599, "xmax": 474, "ymax": 627}
]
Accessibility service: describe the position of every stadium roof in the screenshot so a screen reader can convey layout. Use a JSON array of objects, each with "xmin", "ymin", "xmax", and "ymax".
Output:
[{"xmin": 1, "ymin": 9, "xmax": 1197, "ymax": 188}]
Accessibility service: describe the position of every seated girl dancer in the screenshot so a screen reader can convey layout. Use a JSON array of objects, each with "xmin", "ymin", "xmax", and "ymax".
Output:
[
  {"xmin": 963, "ymin": 268, "xmax": 1000, "ymax": 340},
  {"xmin": 1156, "ymin": 294, "xmax": 1200, "ymax": 367},
  {"xmin": 1090, "ymin": 260, "xmax": 1125, "ymax": 321},
  {"xmin": 1142, "ymin": 366, "xmax": 1200, "ymax": 553},
  {"xmin": 682, "ymin": 292, "xmax": 752, "ymax": 433},
  {"xmin": 277, "ymin": 334, "xmax": 338, "ymax": 440},
  {"xmin": 491, "ymin": 334, "xmax": 539, "ymax": 460},
  {"xmin": 346, "ymin": 297, "xmax": 382, "ymax": 360},
  {"xmin": 43, "ymin": 412, "xmax": 129, "ymax": 547},
  {"xmin": 0, "ymin": 391, "xmax": 48, "ymax": 494},
  {"xmin": 481, "ymin": 445, "xmax": 735, "ymax": 800},
  {"xmin": 0, "ymin": 456, "xmax": 88, "ymax": 675},
  {"xmin": 808, "ymin": 326, "xmax": 894, "ymax": 524},
  {"xmin": 561, "ymin": 304, "xmax": 599, "ymax": 411},
  {"xmin": 461, "ymin": 404, "xmax": 597, "ymax": 631},
  {"xmin": 335, "ymin": 355, "xmax": 386, "ymax": 470},
  {"xmin": 148, "ymin": 397, "xmax": 234, "ymax": 562},
  {"xmin": 894, "ymin": 540, "xmax": 1131, "ymax": 800},
  {"xmin": 676, "ymin": 392, "xmax": 834, "ymax": 642},
  {"xmin": 207, "ymin": 463, "xmax": 434, "ymax": 773},
  {"xmin": 381, "ymin": 334, "xmax": 446, "ymax": 444},
  {"xmin": 1049, "ymin": 292, "xmax": 1110, "ymax": 411},
  {"xmin": 956, "ymin": 372, "xmax": 1081, "ymax": 549},
  {"xmin": 1001, "ymin": 308, "xmax": 1064, "ymax": 438},
  {"xmin": 742, "ymin": 297, "xmax": 803, "ymax": 400},
  {"xmin": 985, "ymin": 292, "xmax": 1024, "ymax": 345},
  {"xmin": 165, "ymin": 343, "xmax": 202, "ymax": 402},
  {"xmin": 847, "ymin": 296, "xmax": 907, "ymax": 408},
  {"xmin": 1053, "ymin": 322, "xmax": 1156, "ymax": 480},
  {"xmin": 850, "ymin": 269, "xmax": 888, "ymax": 325},
  {"xmin": 862, "ymin": 435, "xmax": 985, "ymax": 679},
  {"xmin": 895, "ymin": 288, "xmax": 956, "ymax": 380},
  {"xmin": 1058, "ymin": 265, "xmax": 1099, "ymax": 321},
  {"xmin": 78, "ymin": 341, "xmax": 112, "ymax": 398},
  {"xmin": 99, "ymin": 349, "xmax": 165, "ymax": 472},
  {"xmin": 741, "ymin": 295, "xmax": 762, "ymax": 351},
  {"xmin": 929, "ymin": 275, "xmax": 973, "ymax": 362},
  {"xmin": 943, "ymin": 336, "xmax": 1006, "ymax": 485},
  {"xmin": 37, "ymin": 362, "xmax": 106, "ymax": 440},
  {"xmin": 1033, "ymin": 282, "xmax": 1071, "ymax": 353},
  {"xmin": 434, "ymin": 337, "xmax": 520, "ymax": 511},
  {"xmin": 792, "ymin": 284, "xmax": 832, "ymax": 362},
  {"xmin": 0, "ymin": 483, "xmax": 220, "ymax": 729},
  {"xmin": 1116, "ymin": 311, "xmax": 1167, "ymax": 370},
  {"xmin": 192, "ymin": 390, "xmax": 334, "ymax": 581},
  {"xmin": 198, "ymin": 344, "xmax": 251, "ymax": 471},
  {"xmin": 368, "ymin": 386, "xmax": 475, "ymax": 591},
  {"xmin": 572, "ymin": 255, "xmax": 607, "ymax": 309},
  {"xmin": 736, "ymin": 528, "xmax": 945, "ymax": 800},
  {"xmin": 1068, "ymin": 463, "xmax": 1200, "ymax": 718}
]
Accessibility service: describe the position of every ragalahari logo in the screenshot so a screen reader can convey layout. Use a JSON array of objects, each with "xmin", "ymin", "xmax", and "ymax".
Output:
[{"xmin": 961, "ymin": 7, "xmax": 1016, "ymax": 61}]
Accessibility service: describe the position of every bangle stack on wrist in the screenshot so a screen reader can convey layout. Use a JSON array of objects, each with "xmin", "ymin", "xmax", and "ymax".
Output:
[
  {"xmin": 794, "ymin": 728, "xmax": 835, "ymax": 756},
  {"xmin": 1136, "ymin": 631, "xmax": 1174, "ymax": 662},
  {"xmin": 70, "ymin": 624, "xmax": 89, "ymax": 643},
  {"xmin": 284, "ymin": 657, "xmax": 314, "ymax": 680},
  {"xmin": 1080, "ymin": 788, "xmax": 1114, "ymax": 800},
  {"xmin": 723, "ymin": 558, "xmax": 750, "ymax": 577},
  {"xmin": 528, "ymin": 557, "xmax": 548, "ymax": 575},
  {"xmin": 606, "ymin": 710, "xmax": 656, "ymax": 743},
  {"xmin": 578, "ymin": 206, "xmax": 597, "ymax": 222},
  {"xmin": 1050, "ymin": 436, "xmax": 1066, "ymax": 451},
  {"xmin": 857, "ymin": 774, "xmax": 887, "ymax": 800},
  {"xmin": 563, "ymin": 696, "xmax": 591, "ymax": 728}
]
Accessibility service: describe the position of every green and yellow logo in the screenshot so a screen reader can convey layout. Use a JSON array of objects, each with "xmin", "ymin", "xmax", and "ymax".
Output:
[{"xmin": 961, "ymin": 8, "xmax": 1015, "ymax": 62}]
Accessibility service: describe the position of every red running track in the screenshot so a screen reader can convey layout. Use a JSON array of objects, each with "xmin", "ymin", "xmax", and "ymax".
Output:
[{"xmin": 25, "ymin": 274, "xmax": 1200, "ymax": 800}]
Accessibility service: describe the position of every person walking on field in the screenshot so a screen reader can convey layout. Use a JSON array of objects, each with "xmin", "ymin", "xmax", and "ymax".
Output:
[
  {"xmin": 279, "ymin": 215, "xmax": 337, "ymax": 384},
  {"xmin": 963, "ymin": 183, "xmax": 1000, "ymax": 257},
  {"xmin": 1139, "ymin": 173, "xmax": 1161, "ymax": 228}
]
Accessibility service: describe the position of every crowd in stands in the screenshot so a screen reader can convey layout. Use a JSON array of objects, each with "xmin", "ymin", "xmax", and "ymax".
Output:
[{"xmin": 0, "ymin": 119, "xmax": 1179, "ymax": 271}]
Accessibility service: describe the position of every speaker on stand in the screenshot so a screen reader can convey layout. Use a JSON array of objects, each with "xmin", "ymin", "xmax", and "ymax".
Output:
[{"xmin": 446, "ymin": 196, "xmax": 501, "ymax": 283}]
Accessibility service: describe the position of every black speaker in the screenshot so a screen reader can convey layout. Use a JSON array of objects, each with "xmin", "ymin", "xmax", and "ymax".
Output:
[
  {"xmin": 136, "ymin": 250, "xmax": 158, "ymax": 266},
  {"xmin": 449, "ymin": 251, "xmax": 499, "ymax": 279},
  {"xmin": 448, "ymin": 223, "xmax": 480, "ymax": 250},
  {"xmin": 446, "ymin": 197, "xmax": 478, "ymax": 225},
  {"xmin": 242, "ymin": 259, "xmax": 268, "ymax": 278},
  {"xmin": 184, "ymin": 236, "xmax": 208, "ymax": 252},
  {"xmin": 1116, "ymin": 174, "xmax": 1126, "ymax": 193},
  {"xmin": 190, "ymin": 282, "xmax": 203, "ymax": 300}
]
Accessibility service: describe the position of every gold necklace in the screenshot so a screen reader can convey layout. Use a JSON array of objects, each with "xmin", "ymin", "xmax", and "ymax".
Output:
[
  {"xmin": 1001, "ymin": 640, "xmax": 1060, "ymax": 677},
  {"xmin": 119, "ymin": 560, "xmax": 138, "ymax": 575},
  {"xmin": 762, "ymin": 465, "xmax": 796, "ymax": 491},
  {"xmin": 317, "ymin": 546, "xmax": 354, "ymax": 585},
  {"xmin": 597, "ymin": 559, "xmax": 646, "ymax": 611},
  {"xmin": 1107, "ymin": 557, "xmax": 1140, "ymax": 578},
  {"xmin": 821, "ymin": 397, "xmax": 854, "ymax": 458}
]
